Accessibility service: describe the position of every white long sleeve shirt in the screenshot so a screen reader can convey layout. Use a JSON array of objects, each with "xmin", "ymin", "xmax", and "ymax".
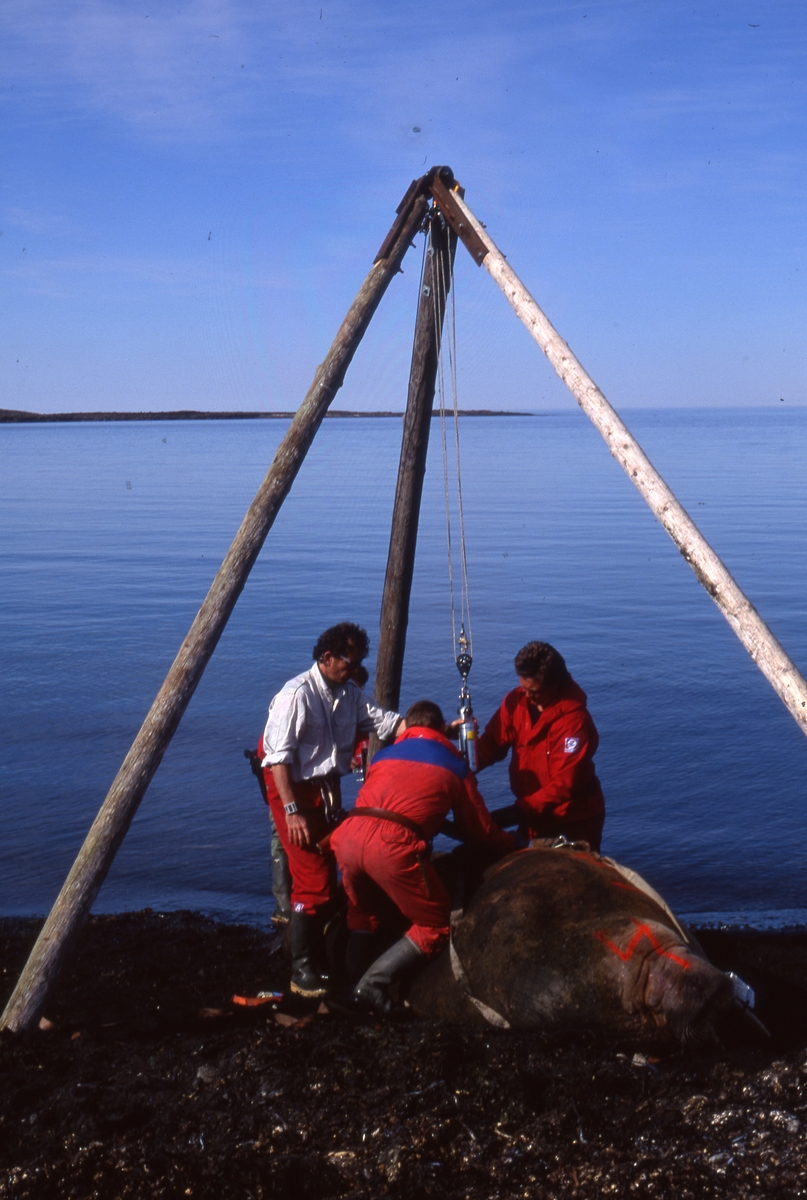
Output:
[{"xmin": 261, "ymin": 665, "xmax": 401, "ymax": 782}]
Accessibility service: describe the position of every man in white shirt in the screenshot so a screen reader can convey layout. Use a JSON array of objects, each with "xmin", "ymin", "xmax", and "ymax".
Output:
[{"xmin": 261, "ymin": 622, "xmax": 403, "ymax": 997}]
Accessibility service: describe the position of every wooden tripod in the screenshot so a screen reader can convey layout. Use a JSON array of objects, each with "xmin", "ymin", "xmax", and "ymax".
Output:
[{"xmin": 4, "ymin": 165, "xmax": 806, "ymax": 1033}]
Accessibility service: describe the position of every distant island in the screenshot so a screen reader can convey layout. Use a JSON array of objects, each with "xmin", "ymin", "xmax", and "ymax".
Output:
[{"xmin": 1, "ymin": 407, "xmax": 530, "ymax": 424}]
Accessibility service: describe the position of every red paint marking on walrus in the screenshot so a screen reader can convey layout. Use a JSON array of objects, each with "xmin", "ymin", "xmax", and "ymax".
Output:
[
  {"xmin": 610, "ymin": 880, "xmax": 642, "ymax": 892},
  {"xmin": 483, "ymin": 848, "xmax": 531, "ymax": 880},
  {"xmin": 595, "ymin": 920, "xmax": 691, "ymax": 969}
]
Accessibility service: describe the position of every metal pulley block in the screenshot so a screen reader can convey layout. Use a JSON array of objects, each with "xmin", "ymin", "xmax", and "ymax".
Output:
[{"xmin": 456, "ymin": 627, "xmax": 472, "ymax": 683}]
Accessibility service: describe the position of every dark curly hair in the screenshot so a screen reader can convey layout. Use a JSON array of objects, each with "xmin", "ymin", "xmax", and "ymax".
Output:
[
  {"xmin": 312, "ymin": 622, "xmax": 370, "ymax": 663},
  {"xmin": 513, "ymin": 641, "xmax": 570, "ymax": 690},
  {"xmin": 404, "ymin": 700, "xmax": 445, "ymax": 732}
]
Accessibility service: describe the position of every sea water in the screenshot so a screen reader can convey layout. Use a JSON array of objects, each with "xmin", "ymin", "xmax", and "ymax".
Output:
[{"xmin": 2, "ymin": 409, "xmax": 806, "ymax": 929}]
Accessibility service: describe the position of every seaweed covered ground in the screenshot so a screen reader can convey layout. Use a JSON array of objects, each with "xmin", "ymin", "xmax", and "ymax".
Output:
[{"xmin": 2, "ymin": 913, "xmax": 807, "ymax": 1199}]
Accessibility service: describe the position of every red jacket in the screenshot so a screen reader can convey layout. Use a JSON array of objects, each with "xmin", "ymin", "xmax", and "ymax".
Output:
[
  {"xmin": 354, "ymin": 727, "xmax": 514, "ymax": 852},
  {"xmin": 476, "ymin": 679, "xmax": 604, "ymax": 826}
]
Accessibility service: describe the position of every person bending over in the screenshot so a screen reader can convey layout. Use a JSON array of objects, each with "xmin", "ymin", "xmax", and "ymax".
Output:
[
  {"xmin": 331, "ymin": 700, "xmax": 515, "ymax": 1014},
  {"xmin": 261, "ymin": 622, "xmax": 403, "ymax": 997},
  {"xmin": 476, "ymin": 641, "xmax": 605, "ymax": 851}
]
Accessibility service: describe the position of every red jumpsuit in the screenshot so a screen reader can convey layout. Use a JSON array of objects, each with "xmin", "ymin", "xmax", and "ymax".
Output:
[
  {"xmin": 477, "ymin": 679, "xmax": 605, "ymax": 849},
  {"xmin": 260, "ymin": 740, "xmax": 336, "ymax": 916},
  {"xmin": 330, "ymin": 728, "xmax": 514, "ymax": 957}
]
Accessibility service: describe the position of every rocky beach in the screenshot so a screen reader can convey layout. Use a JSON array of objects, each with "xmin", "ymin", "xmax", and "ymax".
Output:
[{"xmin": 2, "ymin": 913, "xmax": 806, "ymax": 1199}]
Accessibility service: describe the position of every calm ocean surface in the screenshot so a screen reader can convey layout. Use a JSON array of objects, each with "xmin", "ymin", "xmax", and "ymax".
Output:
[{"xmin": 2, "ymin": 409, "xmax": 807, "ymax": 929}]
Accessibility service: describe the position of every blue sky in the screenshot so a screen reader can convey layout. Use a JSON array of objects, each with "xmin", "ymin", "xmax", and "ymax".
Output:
[{"xmin": 2, "ymin": 0, "xmax": 805, "ymax": 413}]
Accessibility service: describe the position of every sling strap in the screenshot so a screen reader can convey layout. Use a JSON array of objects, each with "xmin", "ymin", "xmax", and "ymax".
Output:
[
  {"xmin": 448, "ymin": 914, "xmax": 511, "ymax": 1029},
  {"xmin": 341, "ymin": 806, "xmax": 428, "ymax": 845},
  {"xmin": 339, "ymin": 807, "xmax": 433, "ymax": 896}
]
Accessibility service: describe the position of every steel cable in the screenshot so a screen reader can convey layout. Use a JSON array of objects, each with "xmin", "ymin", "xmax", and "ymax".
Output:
[{"xmin": 430, "ymin": 215, "xmax": 472, "ymax": 664}]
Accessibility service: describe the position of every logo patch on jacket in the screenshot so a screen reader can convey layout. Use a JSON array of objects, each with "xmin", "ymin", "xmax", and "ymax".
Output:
[{"xmin": 563, "ymin": 737, "xmax": 580, "ymax": 754}]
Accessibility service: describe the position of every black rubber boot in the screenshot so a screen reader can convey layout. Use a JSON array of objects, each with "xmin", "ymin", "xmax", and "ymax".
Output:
[
  {"xmin": 290, "ymin": 912, "xmax": 329, "ymax": 998},
  {"xmin": 353, "ymin": 937, "xmax": 424, "ymax": 1013}
]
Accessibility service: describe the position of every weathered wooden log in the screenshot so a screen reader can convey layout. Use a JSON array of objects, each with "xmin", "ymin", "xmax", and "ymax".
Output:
[
  {"xmin": 374, "ymin": 212, "xmax": 457, "ymax": 715},
  {"xmin": 1, "ymin": 187, "xmax": 430, "ymax": 1034},
  {"xmin": 448, "ymin": 190, "xmax": 807, "ymax": 737}
]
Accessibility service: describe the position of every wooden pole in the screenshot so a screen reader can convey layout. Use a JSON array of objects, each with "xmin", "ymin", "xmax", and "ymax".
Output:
[
  {"xmin": 445, "ymin": 190, "xmax": 807, "ymax": 738},
  {"xmin": 1, "ymin": 186, "xmax": 431, "ymax": 1034},
  {"xmin": 374, "ymin": 208, "xmax": 457, "ymax": 714}
]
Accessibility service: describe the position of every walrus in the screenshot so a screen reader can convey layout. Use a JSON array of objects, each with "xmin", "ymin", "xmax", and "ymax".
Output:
[{"xmin": 406, "ymin": 845, "xmax": 742, "ymax": 1046}]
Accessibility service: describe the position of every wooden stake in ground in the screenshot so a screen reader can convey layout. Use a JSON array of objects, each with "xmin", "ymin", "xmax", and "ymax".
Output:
[
  {"xmin": 374, "ymin": 210, "xmax": 457, "ymax": 716},
  {"xmin": 441, "ymin": 188, "xmax": 807, "ymax": 738},
  {"xmin": 1, "ymin": 185, "xmax": 431, "ymax": 1034}
]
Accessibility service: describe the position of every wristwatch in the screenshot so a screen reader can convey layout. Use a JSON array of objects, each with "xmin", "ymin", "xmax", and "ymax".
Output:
[{"xmin": 283, "ymin": 801, "xmax": 298, "ymax": 816}]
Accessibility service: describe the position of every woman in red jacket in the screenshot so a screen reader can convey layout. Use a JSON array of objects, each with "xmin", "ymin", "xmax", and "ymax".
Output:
[{"xmin": 476, "ymin": 641, "xmax": 605, "ymax": 851}]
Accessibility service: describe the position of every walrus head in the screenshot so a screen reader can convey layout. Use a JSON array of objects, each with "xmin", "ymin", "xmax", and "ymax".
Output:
[{"xmin": 630, "ymin": 930, "xmax": 735, "ymax": 1045}]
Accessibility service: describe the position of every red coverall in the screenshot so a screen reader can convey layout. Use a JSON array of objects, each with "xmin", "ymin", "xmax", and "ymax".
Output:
[
  {"xmin": 259, "ymin": 739, "xmax": 336, "ymax": 916},
  {"xmin": 476, "ymin": 678, "xmax": 605, "ymax": 849},
  {"xmin": 330, "ymin": 727, "xmax": 514, "ymax": 957}
]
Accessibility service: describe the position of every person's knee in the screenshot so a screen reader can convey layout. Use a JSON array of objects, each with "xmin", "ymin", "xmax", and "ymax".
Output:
[
  {"xmin": 290, "ymin": 875, "xmax": 335, "ymax": 915},
  {"xmin": 406, "ymin": 924, "xmax": 449, "ymax": 958}
]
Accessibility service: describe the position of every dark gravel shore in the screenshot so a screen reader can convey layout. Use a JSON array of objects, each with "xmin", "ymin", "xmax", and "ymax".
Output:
[{"xmin": 2, "ymin": 913, "xmax": 807, "ymax": 1199}]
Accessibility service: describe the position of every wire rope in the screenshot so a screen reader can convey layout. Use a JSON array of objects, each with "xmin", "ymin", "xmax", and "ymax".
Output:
[
  {"xmin": 432, "ymin": 227, "xmax": 457, "ymax": 657},
  {"xmin": 430, "ymin": 214, "xmax": 472, "ymax": 665},
  {"xmin": 445, "ymin": 249, "xmax": 472, "ymax": 657}
]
